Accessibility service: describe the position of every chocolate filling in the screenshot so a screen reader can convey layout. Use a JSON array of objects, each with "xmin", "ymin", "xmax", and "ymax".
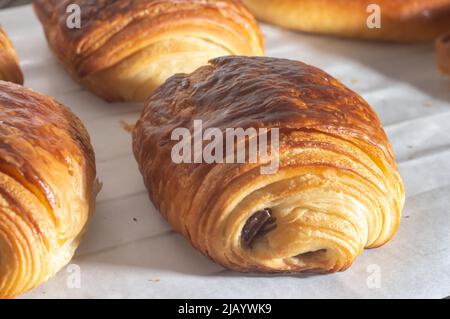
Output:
[{"xmin": 241, "ymin": 208, "xmax": 277, "ymax": 248}]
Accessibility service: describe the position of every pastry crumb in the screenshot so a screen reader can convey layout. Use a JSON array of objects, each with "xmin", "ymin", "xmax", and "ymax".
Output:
[{"xmin": 120, "ymin": 120, "xmax": 135, "ymax": 133}]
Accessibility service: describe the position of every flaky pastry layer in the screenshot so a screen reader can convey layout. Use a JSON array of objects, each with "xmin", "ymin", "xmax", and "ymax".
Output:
[
  {"xmin": 33, "ymin": 0, "xmax": 264, "ymax": 102},
  {"xmin": 0, "ymin": 26, "xmax": 23, "ymax": 84},
  {"xmin": 0, "ymin": 81, "xmax": 96, "ymax": 298},
  {"xmin": 133, "ymin": 56, "xmax": 405, "ymax": 273},
  {"xmin": 243, "ymin": 0, "xmax": 450, "ymax": 42}
]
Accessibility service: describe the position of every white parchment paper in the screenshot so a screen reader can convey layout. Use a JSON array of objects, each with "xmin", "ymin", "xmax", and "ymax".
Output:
[{"xmin": 1, "ymin": 5, "xmax": 449, "ymax": 299}]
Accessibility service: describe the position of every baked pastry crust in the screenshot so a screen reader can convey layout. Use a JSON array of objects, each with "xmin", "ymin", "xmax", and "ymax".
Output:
[
  {"xmin": 0, "ymin": 26, "xmax": 23, "ymax": 84},
  {"xmin": 436, "ymin": 31, "xmax": 450, "ymax": 74},
  {"xmin": 133, "ymin": 56, "xmax": 405, "ymax": 273},
  {"xmin": 0, "ymin": 81, "xmax": 97, "ymax": 298},
  {"xmin": 33, "ymin": 0, "xmax": 264, "ymax": 102},
  {"xmin": 242, "ymin": 0, "xmax": 450, "ymax": 42}
]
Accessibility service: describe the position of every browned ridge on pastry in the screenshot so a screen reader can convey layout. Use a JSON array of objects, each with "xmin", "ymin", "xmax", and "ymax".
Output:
[
  {"xmin": 243, "ymin": 0, "xmax": 450, "ymax": 42},
  {"xmin": 33, "ymin": 0, "xmax": 264, "ymax": 102},
  {"xmin": 133, "ymin": 56, "xmax": 405, "ymax": 273},
  {"xmin": 0, "ymin": 81, "xmax": 97, "ymax": 298},
  {"xmin": 0, "ymin": 26, "xmax": 23, "ymax": 84}
]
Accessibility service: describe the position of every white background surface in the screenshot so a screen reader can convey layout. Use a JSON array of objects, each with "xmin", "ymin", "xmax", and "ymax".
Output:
[{"xmin": 1, "ymin": 5, "xmax": 449, "ymax": 299}]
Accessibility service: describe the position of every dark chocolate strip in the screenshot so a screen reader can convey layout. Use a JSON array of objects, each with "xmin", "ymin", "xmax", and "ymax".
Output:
[{"xmin": 241, "ymin": 208, "xmax": 277, "ymax": 248}]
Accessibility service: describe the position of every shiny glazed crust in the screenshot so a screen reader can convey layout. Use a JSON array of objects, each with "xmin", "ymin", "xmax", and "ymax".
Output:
[
  {"xmin": 32, "ymin": 0, "xmax": 264, "ymax": 102},
  {"xmin": 0, "ymin": 81, "xmax": 96, "ymax": 298},
  {"xmin": 0, "ymin": 27, "xmax": 23, "ymax": 84},
  {"xmin": 242, "ymin": 0, "xmax": 450, "ymax": 42},
  {"xmin": 133, "ymin": 56, "xmax": 405, "ymax": 273}
]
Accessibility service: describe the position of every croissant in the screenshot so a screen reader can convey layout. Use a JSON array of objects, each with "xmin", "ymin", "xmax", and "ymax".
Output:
[
  {"xmin": 133, "ymin": 56, "xmax": 405, "ymax": 273},
  {"xmin": 0, "ymin": 26, "xmax": 23, "ymax": 84},
  {"xmin": 436, "ymin": 31, "xmax": 450, "ymax": 74},
  {"xmin": 242, "ymin": 0, "xmax": 450, "ymax": 43},
  {"xmin": 0, "ymin": 81, "xmax": 97, "ymax": 298},
  {"xmin": 32, "ymin": 0, "xmax": 264, "ymax": 102}
]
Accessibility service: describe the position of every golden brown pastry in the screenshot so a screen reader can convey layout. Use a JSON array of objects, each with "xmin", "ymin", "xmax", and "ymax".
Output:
[
  {"xmin": 242, "ymin": 0, "xmax": 450, "ymax": 42},
  {"xmin": 436, "ymin": 31, "xmax": 450, "ymax": 74},
  {"xmin": 33, "ymin": 0, "xmax": 264, "ymax": 102},
  {"xmin": 133, "ymin": 56, "xmax": 405, "ymax": 273},
  {"xmin": 0, "ymin": 81, "xmax": 97, "ymax": 298},
  {"xmin": 0, "ymin": 26, "xmax": 23, "ymax": 84}
]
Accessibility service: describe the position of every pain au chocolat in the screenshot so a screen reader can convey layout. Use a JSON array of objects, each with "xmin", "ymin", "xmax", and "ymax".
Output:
[
  {"xmin": 133, "ymin": 56, "xmax": 405, "ymax": 273},
  {"xmin": 0, "ymin": 81, "xmax": 97, "ymax": 298},
  {"xmin": 242, "ymin": 0, "xmax": 450, "ymax": 42},
  {"xmin": 0, "ymin": 26, "xmax": 23, "ymax": 84},
  {"xmin": 32, "ymin": 0, "xmax": 264, "ymax": 102}
]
